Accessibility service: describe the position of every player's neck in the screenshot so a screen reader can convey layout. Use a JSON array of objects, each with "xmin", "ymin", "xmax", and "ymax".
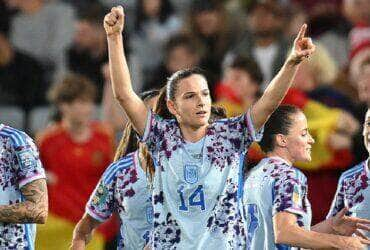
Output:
[
  {"xmin": 180, "ymin": 123, "xmax": 207, "ymax": 143},
  {"xmin": 267, "ymin": 150, "xmax": 293, "ymax": 166},
  {"xmin": 62, "ymin": 119, "xmax": 91, "ymax": 143}
]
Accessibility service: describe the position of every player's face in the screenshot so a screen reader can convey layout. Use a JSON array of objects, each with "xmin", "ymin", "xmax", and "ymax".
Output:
[
  {"xmin": 168, "ymin": 74, "xmax": 211, "ymax": 129},
  {"xmin": 363, "ymin": 109, "xmax": 370, "ymax": 154},
  {"xmin": 285, "ymin": 112, "xmax": 314, "ymax": 162},
  {"xmin": 61, "ymin": 98, "xmax": 94, "ymax": 126}
]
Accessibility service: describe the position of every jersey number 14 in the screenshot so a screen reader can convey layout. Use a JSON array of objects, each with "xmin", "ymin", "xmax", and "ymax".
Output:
[{"xmin": 177, "ymin": 185, "xmax": 206, "ymax": 211}]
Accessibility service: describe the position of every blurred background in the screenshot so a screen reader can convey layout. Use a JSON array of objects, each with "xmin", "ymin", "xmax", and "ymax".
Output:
[{"xmin": 1, "ymin": 0, "xmax": 370, "ymax": 249}]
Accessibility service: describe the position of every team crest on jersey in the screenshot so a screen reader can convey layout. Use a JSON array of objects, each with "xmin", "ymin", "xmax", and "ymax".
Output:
[
  {"xmin": 146, "ymin": 205, "xmax": 153, "ymax": 224},
  {"xmin": 184, "ymin": 164, "xmax": 198, "ymax": 184},
  {"xmin": 92, "ymin": 183, "xmax": 109, "ymax": 207},
  {"xmin": 16, "ymin": 149, "xmax": 36, "ymax": 171}
]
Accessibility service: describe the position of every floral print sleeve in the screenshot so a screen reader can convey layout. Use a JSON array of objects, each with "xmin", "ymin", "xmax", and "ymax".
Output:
[
  {"xmin": 140, "ymin": 110, "xmax": 179, "ymax": 158},
  {"xmin": 272, "ymin": 170, "xmax": 308, "ymax": 219},
  {"xmin": 211, "ymin": 109, "xmax": 264, "ymax": 154},
  {"xmin": 86, "ymin": 171, "xmax": 115, "ymax": 222},
  {"xmin": 327, "ymin": 176, "xmax": 346, "ymax": 218},
  {"xmin": 12, "ymin": 132, "xmax": 45, "ymax": 188}
]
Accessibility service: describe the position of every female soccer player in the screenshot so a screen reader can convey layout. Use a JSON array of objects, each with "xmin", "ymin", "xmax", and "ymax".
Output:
[
  {"xmin": 70, "ymin": 90, "xmax": 159, "ymax": 249},
  {"xmin": 104, "ymin": 5, "xmax": 314, "ymax": 248},
  {"xmin": 328, "ymin": 108, "xmax": 370, "ymax": 243},
  {"xmin": 243, "ymin": 105, "xmax": 370, "ymax": 249},
  {"xmin": 70, "ymin": 90, "xmax": 227, "ymax": 249}
]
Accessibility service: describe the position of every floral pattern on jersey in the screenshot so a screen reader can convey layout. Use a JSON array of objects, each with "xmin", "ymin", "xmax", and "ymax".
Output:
[
  {"xmin": 145, "ymin": 112, "xmax": 262, "ymax": 172},
  {"xmin": 153, "ymin": 212, "xmax": 181, "ymax": 249},
  {"xmin": 87, "ymin": 154, "xmax": 153, "ymax": 249},
  {"xmin": 88, "ymin": 159, "xmax": 140, "ymax": 220},
  {"xmin": 0, "ymin": 221, "xmax": 27, "ymax": 249},
  {"xmin": 328, "ymin": 162, "xmax": 369, "ymax": 217},
  {"xmin": 206, "ymin": 179, "xmax": 246, "ymax": 248},
  {"xmin": 265, "ymin": 159, "xmax": 309, "ymax": 226},
  {"xmin": 0, "ymin": 137, "xmax": 17, "ymax": 190},
  {"xmin": 143, "ymin": 111, "xmax": 263, "ymax": 247},
  {"xmin": 0, "ymin": 127, "xmax": 45, "ymax": 249}
]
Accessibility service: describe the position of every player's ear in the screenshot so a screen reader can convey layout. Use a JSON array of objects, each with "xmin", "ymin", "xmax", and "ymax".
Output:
[{"xmin": 275, "ymin": 134, "xmax": 287, "ymax": 148}]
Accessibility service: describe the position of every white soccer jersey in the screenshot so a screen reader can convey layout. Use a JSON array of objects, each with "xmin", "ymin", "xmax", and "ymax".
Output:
[
  {"xmin": 86, "ymin": 151, "xmax": 153, "ymax": 249},
  {"xmin": 327, "ymin": 159, "xmax": 370, "ymax": 249},
  {"xmin": 243, "ymin": 157, "xmax": 312, "ymax": 250},
  {"xmin": 141, "ymin": 110, "xmax": 263, "ymax": 249},
  {"xmin": 0, "ymin": 124, "xmax": 46, "ymax": 249}
]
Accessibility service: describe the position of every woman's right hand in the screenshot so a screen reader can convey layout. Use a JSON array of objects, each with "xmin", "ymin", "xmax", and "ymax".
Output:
[{"xmin": 104, "ymin": 6, "xmax": 125, "ymax": 36}]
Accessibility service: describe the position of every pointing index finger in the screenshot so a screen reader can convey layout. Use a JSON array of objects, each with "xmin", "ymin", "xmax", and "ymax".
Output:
[{"xmin": 296, "ymin": 23, "xmax": 307, "ymax": 40}]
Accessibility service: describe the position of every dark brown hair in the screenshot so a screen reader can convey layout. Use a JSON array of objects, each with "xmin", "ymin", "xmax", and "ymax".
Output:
[
  {"xmin": 166, "ymin": 68, "xmax": 206, "ymax": 101},
  {"xmin": 259, "ymin": 105, "xmax": 301, "ymax": 153}
]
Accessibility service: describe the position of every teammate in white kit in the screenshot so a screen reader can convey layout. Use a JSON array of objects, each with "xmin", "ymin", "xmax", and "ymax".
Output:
[
  {"xmin": 244, "ymin": 105, "xmax": 370, "ymax": 250},
  {"xmin": 104, "ymin": 5, "xmax": 315, "ymax": 249},
  {"xmin": 328, "ymin": 108, "xmax": 370, "ymax": 248},
  {"xmin": 71, "ymin": 90, "xmax": 159, "ymax": 249},
  {"xmin": 0, "ymin": 124, "xmax": 48, "ymax": 249}
]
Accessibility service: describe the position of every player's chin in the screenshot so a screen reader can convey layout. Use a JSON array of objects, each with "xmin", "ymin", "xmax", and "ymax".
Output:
[
  {"xmin": 192, "ymin": 116, "xmax": 209, "ymax": 126},
  {"xmin": 303, "ymin": 154, "xmax": 312, "ymax": 162}
]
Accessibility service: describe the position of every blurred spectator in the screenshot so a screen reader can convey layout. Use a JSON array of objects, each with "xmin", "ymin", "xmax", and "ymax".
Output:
[
  {"xmin": 349, "ymin": 25, "xmax": 370, "ymax": 83},
  {"xmin": 343, "ymin": 0, "xmax": 370, "ymax": 26},
  {"xmin": 143, "ymin": 34, "xmax": 201, "ymax": 91},
  {"xmin": 286, "ymin": 2, "xmax": 350, "ymax": 70},
  {"xmin": 292, "ymin": 43, "xmax": 338, "ymax": 93},
  {"xmin": 214, "ymin": 55, "xmax": 262, "ymax": 117},
  {"xmin": 6, "ymin": 0, "xmax": 75, "ymax": 82},
  {"xmin": 0, "ymin": 30, "xmax": 47, "ymax": 111},
  {"xmin": 351, "ymin": 57, "xmax": 370, "ymax": 164},
  {"xmin": 214, "ymin": 55, "xmax": 264, "ymax": 164},
  {"xmin": 130, "ymin": 0, "xmax": 182, "ymax": 87},
  {"xmin": 36, "ymin": 74, "xmax": 118, "ymax": 249},
  {"xmin": 185, "ymin": 0, "xmax": 237, "ymax": 91},
  {"xmin": 229, "ymin": 2, "xmax": 288, "ymax": 89},
  {"xmin": 67, "ymin": 3, "xmax": 108, "ymax": 102}
]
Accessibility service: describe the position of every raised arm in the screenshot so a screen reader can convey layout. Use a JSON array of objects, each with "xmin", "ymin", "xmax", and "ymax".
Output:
[
  {"xmin": 104, "ymin": 6, "xmax": 148, "ymax": 136},
  {"xmin": 251, "ymin": 24, "xmax": 315, "ymax": 130},
  {"xmin": 70, "ymin": 213, "xmax": 101, "ymax": 250},
  {"xmin": 273, "ymin": 212, "xmax": 370, "ymax": 249},
  {"xmin": 0, "ymin": 179, "xmax": 48, "ymax": 224}
]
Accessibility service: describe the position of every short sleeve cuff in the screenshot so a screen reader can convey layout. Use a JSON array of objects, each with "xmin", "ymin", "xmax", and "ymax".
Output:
[
  {"xmin": 85, "ymin": 205, "xmax": 109, "ymax": 223},
  {"xmin": 272, "ymin": 206, "xmax": 307, "ymax": 218},
  {"xmin": 245, "ymin": 109, "xmax": 264, "ymax": 142},
  {"xmin": 140, "ymin": 109, "xmax": 154, "ymax": 142},
  {"xmin": 18, "ymin": 173, "xmax": 46, "ymax": 188}
]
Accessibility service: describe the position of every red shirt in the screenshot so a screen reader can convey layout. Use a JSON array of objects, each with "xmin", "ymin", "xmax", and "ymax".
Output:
[{"xmin": 37, "ymin": 121, "xmax": 117, "ymax": 238}]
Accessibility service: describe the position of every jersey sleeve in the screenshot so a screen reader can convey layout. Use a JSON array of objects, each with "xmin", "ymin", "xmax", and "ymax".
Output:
[
  {"xmin": 326, "ymin": 176, "xmax": 345, "ymax": 218},
  {"xmin": 12, "ymin": 132, "xmax": 46, "ymax": 188},
  {"xmin": 140, "ymin": 110, "xmax": 177, "ymax": 157},
  {"xmin": 218, "ymin": 109, "xmax": 264, "ymax": 153},
  {"xmin": 86, "ymin": 169, "xmax": 116, "ymax": 222},
  {"xmin": 272, "ymin": 170, "xmax": 308, "ymax": 218}
]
